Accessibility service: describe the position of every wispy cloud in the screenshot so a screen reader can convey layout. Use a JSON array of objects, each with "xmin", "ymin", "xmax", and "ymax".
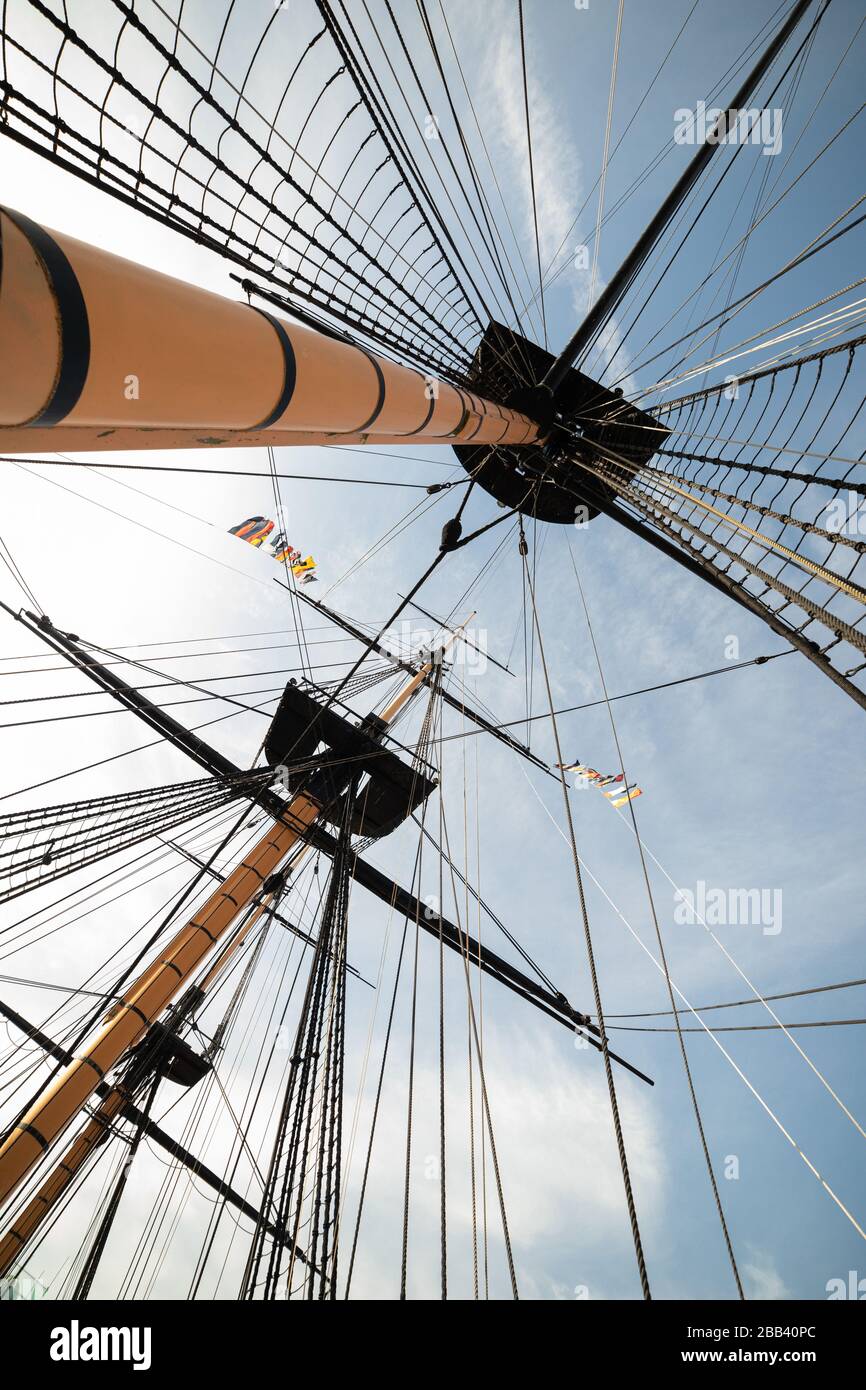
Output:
[
  {"xmin": 743, "ymin": 1249, "xmax": 792, "ymax": 1300},
  {"xmin": 466, "ymin": 1, "xmax": 633, "ymax": 386}
]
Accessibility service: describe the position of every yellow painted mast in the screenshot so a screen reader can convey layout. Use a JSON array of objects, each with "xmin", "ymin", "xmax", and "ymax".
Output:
[
  {"xmin": 0, "ymin": 199, "xmax": 499, "ymax": 1263},
  {"xmin": 0, "ymin": 630, "xmax": 464, "ymax": 1251},
  {"xmin": 0, "ymin": 207, "xmax": 542, "ymax": 456},
  {"xmin": 0, "ymin": 890, "xmax": 278, "ymax": 1277}
]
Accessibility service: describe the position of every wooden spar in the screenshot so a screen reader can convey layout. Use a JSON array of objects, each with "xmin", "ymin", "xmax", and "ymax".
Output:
[
  {"xmin": 0, "ymin": 207, "xmax": 543, "ymax": 454},
  {"xmin": 0, "ymin": 646, "xmax": 452, "ymax": 1213},
  {"xmin": 0, "ymin": 808, "xmax": 318, "ymax": 1211},
  {"xmin": 0, "ymin": 601, "xmax": 649, "ymax": 1275},
  {"xmin": 0, "ymin": 996, "xmax": 304, "ymax": 1279},
  {"xmin": 0, "ymin": 1089, "xmax": 130, "ymax": 1279},
  {"xmin": 0, "ymin": 895, "xmax": 279, "ymax": 1279}
]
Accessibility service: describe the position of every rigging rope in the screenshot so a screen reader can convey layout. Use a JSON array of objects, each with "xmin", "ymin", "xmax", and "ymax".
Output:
[
  {"xmin": 567, "ymin": 544, "xmax": 744, "ymax": 1299},
  {"xmin": 520, "ymin": 531, "xmax": 651, "ymax": 1300}
]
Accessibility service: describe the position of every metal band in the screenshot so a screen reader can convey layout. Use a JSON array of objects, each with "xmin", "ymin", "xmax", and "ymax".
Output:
[
  {"xmin": 123, "ymin": 1002, "xmax": 150, "ymax": 1027},
  {"xmin": 193, "ymin": 918, "xmax": 221, "ymax": 941},
  {"xmin": 403, "ymin": 373, "xmax": 437, "ymax": 436},
  {"xmin": 250, "ymin": 308, "xmax": 297, "ymax": 429},
  {"xmin": 18, "ymin": 1122, "xmax": 49, "ymax": 1151},
  {"xmin": 447, "ymin": 388, "xmax": 470, "ymax": 439},
  {"xmin": 352, "ymin": 345, "xmax": 386, "ymax": 432},
  {"xmin": 2, "ymin": 207, "xmax": 91, "ymax": 426}
]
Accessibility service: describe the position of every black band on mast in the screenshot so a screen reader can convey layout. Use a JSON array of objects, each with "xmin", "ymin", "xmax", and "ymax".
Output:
[{"xmin": 2, "ymin": 206, "xmax": 91, "ymax": 426}]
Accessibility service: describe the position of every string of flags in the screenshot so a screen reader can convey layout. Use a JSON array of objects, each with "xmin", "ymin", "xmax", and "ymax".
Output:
[
  {"xmin": 229, "ymin": 518, "xmax": 317, "ymax": 584},
  {"xmin": 556, "ymin": 759, "xmax": 643, "ymax": 808}
]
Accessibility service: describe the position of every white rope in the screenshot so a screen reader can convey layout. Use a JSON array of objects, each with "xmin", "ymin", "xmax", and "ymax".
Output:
[
  {"xmin": 587, "ymin": 0, "xmax": 625, "ymax": 314},
  {"xmin": 606, "ymin": 804, "xmax": 866, "ymax": 1145},
  {"xmin": 519, "ymin": 763, "xmax": 866, "ymax": 1246}
]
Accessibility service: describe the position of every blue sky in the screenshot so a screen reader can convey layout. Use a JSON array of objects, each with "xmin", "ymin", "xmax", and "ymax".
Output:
[{"xmin": 0, "ymin": 0, "xmax": 864, "ymax": 1300}]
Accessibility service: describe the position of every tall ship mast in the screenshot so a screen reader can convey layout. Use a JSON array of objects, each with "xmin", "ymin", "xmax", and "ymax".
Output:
[{"xmin": 0, "ymin": 0, "xmax": 864, "ymax": 1315}]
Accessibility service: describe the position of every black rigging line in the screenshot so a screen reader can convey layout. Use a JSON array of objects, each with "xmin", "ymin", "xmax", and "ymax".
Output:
[
  {"xmin": 5, "ymin": 456, "xmax": 433, "ymax": 489},
  {"xmin": 410, "ymin": 813, "xmax": 555, "ymax": 994},
  {"xmin": 0, "ymin": 532, "xmax": 42, "ymax": 615},
  {"xmin": 542, "ymin": 0, "xmax": 819, "ymax": 388},
  {"xmin": 0, "ymin": 690, "xmax": 282, "ymax": 807},
  {"xmin": 155, "ymin": 836, "xmax": 372, "ymax": 986},
  {"xmin": 382, "ymin": 0, "xmax": 513, "ymax": 311},
  {"xmin": 414, "ymin": 0, "xmax": 538, "ymax": 346},
  {"xmin": 14, "ymin": 450, "xmax": 467, "ymax": 624},
  {"xmin": 1, "ymin": 0, "xmax": 474, "ymax": 374},
  {"xmin": 330, "ymin": 445, "xmax": 454, "ymax": 467},
  {"xmin": 522, "ymin": 538, "xmax": 651, "ymax": 1299},
  {"xmin": 324, "ymin": 0, "xmax": 494, "ymax": 329},
  {"xmin": 0, "ymin": 783, "xmax": 270, "ymax": 908},
  {"xmin": 432, "ymin": 0, "xmax": 544, "ymax": 338},
  {"xmin": 0, "ymin": 975, "xmax": 122, "ymax": 1004},
  {"xmin": 546, "ymin": 380, "xmax": 866, "ymax": 712},
  {"xmin": 434, "ymin": 649, "xmax": 796, "ymax": 747},
  {"xmin": 0, "ymin": 639, "xmax": 374, "ymax": 678},
  {"xmin": 569, "ymin": 548, "xmax": 744, "ymax": 1299},
  {"xmin": 0, "ymin": 810, "xmax": 263, "ymax": 1109},
  {"xmin": 609, "ymin": 43, "xmax": 838, "ymax": 389},
  {"xmin": 605, "ymin": 977, "xmax": 866, "ymax": 1020},
  {"xmin": 398, "ymin": 595, "xmax": 514, "ymax": 676},
  {"xmin": 281, "ymin": 579, "xmax": 555, "ymax": 776},
  {"xmin": 517, "ymin": 0, "xmax": 546, "ymax": 350},
  {"xmin": 71, "ymin": 1069, "xmax": 162, "ymax": 1300},
  {"xmin": 343, "ymin": 834, "xmax": 423, "ymax": 1299},
  {"xmin": 619, "ymin": 209, "xmax": 866, "ymax": 389},
  {"xmin": 0, "ymin": 792, "xmax": 269, "ymax": 1152},
  {"xmin": 614, "ymin": 4, "xmax": 861, "ymax": 386},
  {"xmin": 186, "ymin": 869, "xmax": 323, "ymax": 1300},
  {"xmin": 619, "ymin": 110, "xmax": 866, "ymax": 390},
  {"xmin": 610, "ymin": 1019, "xmax": 866, "ymax": 1033},
  {"xmin": 0, "ymin": 623, "xmax": 370, "ymax": 662},
  {"xmin": 0, "ymin": 803, "xmax": 247, "ymax": 954},
  {"xmin": 266, "ymin": 444, "xmax": 314, "ymax": 688},
  {"xmin": 11, "ymin": 462, "xmax": 289, "ymax": 595},
  {"xmin": 114, "ymin": 0, "xmax": 477, "ymax": 361},
  {"xmin": 512, "ymin": 0, "xmax": 771, "ymax": 324},
  {"xmin": 592, "ymin": 0, "xmax": 832, "ymax": 379}
]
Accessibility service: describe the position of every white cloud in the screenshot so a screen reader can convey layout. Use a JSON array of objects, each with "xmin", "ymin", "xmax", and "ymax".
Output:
[
  {"xmin": 467, "ymin": 1, "xmax": 633, "ymax": 386},
  {"xmin": 743, "ymin": 1249, "xmax": 792, "ymax": 1301}
]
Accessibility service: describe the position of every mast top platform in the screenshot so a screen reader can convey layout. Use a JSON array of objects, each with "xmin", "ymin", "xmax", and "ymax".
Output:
[{"xmin": 453, "ymin": 321, "xmax": 668, "ymax": 523}]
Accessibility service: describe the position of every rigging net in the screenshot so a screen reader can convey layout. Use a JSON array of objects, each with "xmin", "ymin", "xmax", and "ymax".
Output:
[
  {"xmin": 562, "ymin": 335, "xmax": 866, "ymax": 708},
  {"xmin": 0, "ymin": 770, "xmax": 275, "ymax": 905},
  {"xmin": 0, "ymin": 0, "xmax": 484, "ymax": 379}
]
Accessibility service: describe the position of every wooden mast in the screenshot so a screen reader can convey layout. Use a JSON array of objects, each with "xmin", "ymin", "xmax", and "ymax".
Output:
[
  {"xmin": 0, "ymin": 207, "xmax": 543, "ymax": 456},
  {"xmin": 0, "ymin": 892, "xmax": 284, "ymax": 1278},
  {"xmin": 0, "ymin": 200, "xmax": 540, "ymax": 1270},
  {"xmin": 0, "ymin": 631, "xmax": 463, "ymax": 1251}
]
